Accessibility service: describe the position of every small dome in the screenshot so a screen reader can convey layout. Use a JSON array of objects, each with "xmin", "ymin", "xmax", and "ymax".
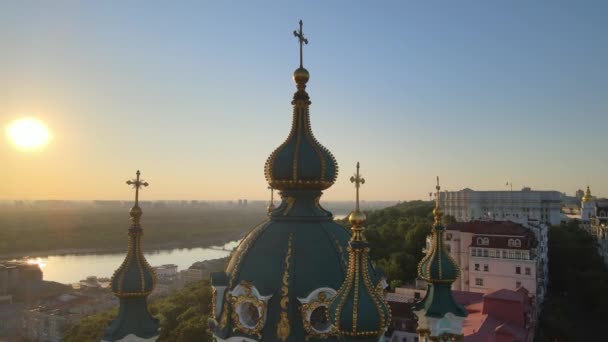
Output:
[
  {"xmin": 110, "ymin": 206, "xmax": 156, "ymax": 297},
  {"xmin": 328, "ymin": 237, "xmax": 391, "ymax": 341},
  {"xmin": 265, "ymin": 68, "xmax": 338, "ymax": 190},
  {"xmin": 417, "ymin": 226, "xmax": 460, "ymax": 282}
]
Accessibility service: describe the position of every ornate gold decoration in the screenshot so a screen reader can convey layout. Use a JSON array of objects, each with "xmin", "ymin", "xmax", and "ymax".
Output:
[
  {"xmin": 277, "ymin": 234, "xmax": 294, "ymax": 341},
  {"xmin": 283, "ymin": 196, "xmax": 296, "ymax": 216},
  {"xmin": 230, "ymin": 281, "xmax": 268, "ymax": 338},
  {"xmin": 267, "ymin": 186, "xmax": 275, "ymax": 213},
  {"xmin": 220, "ymin": 220, "xmax": 270, "ymax": 330},
  {"xmin": 583, "ymin": 185, "xmax": 593, "ymax": 203},
  {"xmin": 300, "ymin": 290, "xmax": 336, "ymax": 340}
]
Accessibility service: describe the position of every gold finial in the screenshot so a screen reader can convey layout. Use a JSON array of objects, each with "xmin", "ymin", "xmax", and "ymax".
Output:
[
  {"xmin": 433, "ymin": 176, "xmax": 443, "ymax": 226},
  {"xmin": 582, "ymin": 185, "xmax": 593, "ymax": 203},
  {"xmin": 293, "ymin": 19, "xmax": 308, "ymax": 68},
  {"xmin": 348, "ymin": 162, "xmax": 367, "ymax": 235},
  {"xmin": 126, "ymin": 170, "xmax": 149, "ymax": 227},
  {"xmin": 267, "ymin": 186, "xmax": 275, "ymax": 213}
]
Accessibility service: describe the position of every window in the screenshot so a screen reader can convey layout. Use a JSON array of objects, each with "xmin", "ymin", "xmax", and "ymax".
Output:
[
  {"xmin": 514, "ymin": 239, "xmax": 521, "ymax": 247},
  {"xmin": 516, "ymin": 281, "xmax": 521, "ymax": 288},
  {"xmin": 515, "ymin": 251, "xmax": 522, "ymax": 259},
  {"xmin": 516, "ymin": 266, "xmax": 521, "ymax": 274},
  {"xmin": 474, "ymin": 264, "xmax": 480, "ymax": 271},
  {"xmin": 310, "ymin": 306, "xmax": 330, "ymax": 332},
  {"xmin": 508, "ymin": 239, "xmax": 514, "ymax": 247},
  {"xmin": 475, "ymin": 278, "xmax": 484, "ymax": 286},
  {"xmin": 483, "ymin": 237, "xmax": 489, "ymax": 245},
  {"xmin": 483, "ymin": 249, "xmax": 488, "ymax": 257},
  {"xmin": 502, "ymin": 250, "xmax": 507, "ymax": 258},
  {"xmin": 525, "ymin": 267, "xmax": 531, "ymax": 275},
  {"xmin": 484, "ymin": 264, "xmax": 489, "ymax": 272},
  {"xmin": 477, "ymin": 237, "xmax": 483, "ymax": 245},
  {"xmin": 472, "ymin": 249, "xmax": 477, "ymax": 257}
]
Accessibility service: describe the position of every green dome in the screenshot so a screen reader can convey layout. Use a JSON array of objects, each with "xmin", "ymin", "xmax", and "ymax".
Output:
[
  {"xmin": 264, "ymin": 68, "xmax": 338, "ymax": 191},
  {"xmin": 328, "ymin": 238, "xmax": 391, "ymax": 341},
  {"xmin": 209, "ymin": 190, "xmax": 351, "ymax": 341},
  {"xmin": 417, "ymin": 225, "xmax": 460, "ymax": 283},
  {"xmin": 104, "ymin": 191, "xmax": 159, "ymax": 341}
]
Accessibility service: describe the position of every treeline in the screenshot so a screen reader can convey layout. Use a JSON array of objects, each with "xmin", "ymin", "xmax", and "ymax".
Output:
[
  {"xmin": 64, "ymin": 280, "xmax": 215, "ymax": 342},
  {"xmin": 0, "ymin": 207, "xmax": 266, "ymax": 257},
  {"xmin": 339, "ymin": 200, "xmax": 434, "ymax": 288},
  {"xmin": 535, "ymin": 221, "xmax": 608, "ymax": 341}
]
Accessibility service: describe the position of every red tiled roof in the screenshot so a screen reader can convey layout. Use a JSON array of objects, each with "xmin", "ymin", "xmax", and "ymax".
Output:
[
  {"xmin": 484, "ymin": 289, "xmax": 524, "ymax": 303},
  {"xmin": 447, "ymin": 221, "xmax": 530, "ymax": 235}
]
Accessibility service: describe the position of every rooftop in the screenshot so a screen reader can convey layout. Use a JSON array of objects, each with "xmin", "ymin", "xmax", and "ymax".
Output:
[{"xmin": 447, "ymin": 221, "xmax": 531, "ymax": 236}]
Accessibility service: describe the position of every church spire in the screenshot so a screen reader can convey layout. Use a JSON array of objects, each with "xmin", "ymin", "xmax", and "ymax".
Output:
[
  {"xmin": 329, "ymin": 163, "xmax": 391, "ymax": 341},
  {"xmin": 414, "ymin": 177, "xmax": 467, "ymax": 342},
  {"xmin": 264, "ymin": 20, "xmax": 338, "ymax": 196},
  {"xmin": 103, "ymin": 170, "xmax": 159, "ymax": 342}
]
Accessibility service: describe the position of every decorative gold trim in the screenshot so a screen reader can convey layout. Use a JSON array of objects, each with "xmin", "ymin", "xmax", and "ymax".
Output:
[
  {"xmin": 277, "ymin": 234, "xmax": 294, "ymax": 341},
  {"xmin": 283, "ymin": 197, "xmax": 296, "ymax": 216},
  {"xmin": 300, "ymin": 291, "xmax": 336, "ymax": 340},
  {"xmin": 230, "ymin": 282, "xmax": 267, "ymax": 338}
]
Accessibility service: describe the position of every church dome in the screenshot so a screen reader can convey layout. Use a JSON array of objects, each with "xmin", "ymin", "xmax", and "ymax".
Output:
[
  {"xmin": 209, "ymin": 21, "xmax": 351, "ymax": 342},
  {"xmin": 264, "ymin": 67, "xmax": 338, "ymax": 191}
]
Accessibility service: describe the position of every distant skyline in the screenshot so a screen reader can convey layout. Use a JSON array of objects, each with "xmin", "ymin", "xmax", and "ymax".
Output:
[{"xmin": 1, "ymin": 1, "xmax": 607, "ymax": 201}]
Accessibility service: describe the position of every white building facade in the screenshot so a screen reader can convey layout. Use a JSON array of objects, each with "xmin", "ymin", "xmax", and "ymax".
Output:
[
  {"xmin": 428, "ymin": 221, "xmax": 548, "ymax": 303},
  {"xmin": 440, "ymin": 188, "xmax": 562, "ymax": 226}
]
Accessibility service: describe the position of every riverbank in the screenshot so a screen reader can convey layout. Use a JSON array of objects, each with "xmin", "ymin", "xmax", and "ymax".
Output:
[{"xmin": 0, "ymin": 229, "xmax": 245, "ymax": 260}]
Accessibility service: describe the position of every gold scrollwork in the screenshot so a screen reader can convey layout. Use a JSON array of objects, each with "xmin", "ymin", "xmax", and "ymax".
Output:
[
  {"xmin": 300, "ymin": 291, "xmax": 336, "ymax": 340},
  {"xmin": 277, "ymin": 234, "xmax": 294, "ymax": 341},
  {"xmin": 230, "ymin": 282, "xmax": 267, "ymax": 338}
]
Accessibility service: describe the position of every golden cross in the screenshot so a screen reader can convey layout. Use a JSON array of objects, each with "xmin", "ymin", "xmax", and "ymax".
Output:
[
  {"xmin": 293, "ymin": 19, "xmax": 308, "ymax": 68},
  {"xmin": 350, "ymin": 162, "xmax": 365, "ymax": 211},
  {"xmin": 126, "ymin": 170, "xmax": 149, "ymax": 206}
]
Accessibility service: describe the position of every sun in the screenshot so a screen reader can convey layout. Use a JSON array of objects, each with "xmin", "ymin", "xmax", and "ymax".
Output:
[{"xmin": 6, "ymin": 118, "xmax": 51, "ymax": 151}]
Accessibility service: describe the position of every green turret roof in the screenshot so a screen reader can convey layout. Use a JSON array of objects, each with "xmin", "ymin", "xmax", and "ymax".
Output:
[
  {"xmin": 328, "ymin": 164, "xmax": 391, "ymax": 341},
  {"xmin": 103, "ymin": 171, "xmax": 159, "ymax": 341},
  {"xmin": 414, "ymin": 178, "xmax": 467, "ymax": 319},
  {"xmin": 264, "ymin": 66, "xmax": 338, "ymax": 191}
]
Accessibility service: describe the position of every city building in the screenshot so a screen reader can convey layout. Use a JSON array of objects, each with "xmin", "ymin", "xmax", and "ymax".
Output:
[
  {"xmin": 154, "ymin": 264, "xmax": 178, "ymax": 279},
  {"xmin": 0, "ymin": 261, "xmax": 43, "ymax": 300},
  {"xmin": 0, "ymin": 301, "xmax": 24, "ymax": 341},
  {"xmin": 439, "ymin": 188, "xmax": 562, "ymax": 225},
  {"xmin": 434, "ymin": 221, "xmax": 548, "ymax": 303}
]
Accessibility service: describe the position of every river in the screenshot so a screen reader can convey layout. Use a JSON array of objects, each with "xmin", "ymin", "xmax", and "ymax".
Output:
[{"xmin": 23, "ymin": 240, "xmax": 241, "ymax": 285}]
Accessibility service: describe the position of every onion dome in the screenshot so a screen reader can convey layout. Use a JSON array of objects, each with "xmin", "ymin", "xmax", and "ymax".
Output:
[
  {"xmin": 413, "ymin": 177, "xmax": 466, "ymax": 340},
  {"xmin": 264, "ymin": 50, "xmax": 338, "ymax": 190},
  {"xmin": 329, "ymin": 163, "xmax": 391, "ymax": 341},
  {"xmin": 103, "ymin": 170, "xmax": 159, "ymax": 342},
  {"xmin": 582, "ymin": 185, "xmax": 594, "ymax": 203},
  {"xmin": 209, "ymin": 21, "xmax": 351, "ymax": 342}
]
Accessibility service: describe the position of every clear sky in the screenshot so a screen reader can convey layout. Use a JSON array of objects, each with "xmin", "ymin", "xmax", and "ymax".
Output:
[{"xmin": 1, "ymin": 1, "xmax": 606, "ymax": 201}]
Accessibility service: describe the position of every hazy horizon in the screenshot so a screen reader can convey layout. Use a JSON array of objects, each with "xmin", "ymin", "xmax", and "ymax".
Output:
[{"xmin": 2, "ymin": 2, "xmax": 607, "ymax": 201}]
